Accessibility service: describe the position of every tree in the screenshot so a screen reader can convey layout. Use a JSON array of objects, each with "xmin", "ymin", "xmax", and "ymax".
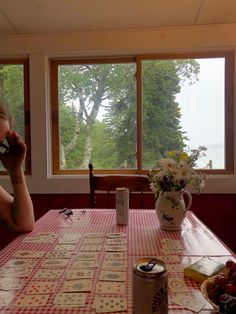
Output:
[
  {"xmin": 0, "ymin": 64, "xmax": 25, "ymax": 136},
  {"xmin": 57, "ymin": 59, "xmax": 200, "ymax": 169}
]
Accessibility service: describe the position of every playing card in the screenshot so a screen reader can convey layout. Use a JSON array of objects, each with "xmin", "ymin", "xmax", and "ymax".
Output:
[
  {"xmin": 14, "ymin": 294, "xmax": 50, "ymax": 307},
  {"xmin": 170, "ymin": 293, "xmax": 206, "ymax": 312},
  {"xmin": 4, "ymin": 259, "xmax": 38, "ymax": 268},
  {"xmin": 106, "ymin": 232, "xmax": 126, "ymax": 238},
  {"xmin": 158, "ymin": 255, "xmax": 181, "ymax": 263},
  {"xmin": 71, "ymin": 260, "xmax": 99, "ymax": 268},
  {"xmin": 40, "ymin": 258, "xmax": 69, "ymax": 268},
  {"xmin": 62, "ymin": 279, "xmax": 92, "ymax": 292},
  {"xmin": 46, "ymin": 250, "xmax": 73, "ymax": 259},
  {"xmin": 106, "ymin": 238, "xmax": 126, "ymax": 245},
  {"xmin": 161, "ymin": 240, "xmax": 183, "ymax": 249},
  {"xmin": 95, "ymin": 281, "xmax": 126, "ymax": 294},
  {"xmin": 66, "ymin": 268, "xmax": 95, "ymax": 280},
  {"xmin": 105, "ymin": 252, "xmax": 127, "ymax": 259},
  {"xmin": 0, "ymin": 278, "xmax": 25, "ymax": 290},
  {"xmin": 0, "ymin": 291, "xmax": 15, "ymax": 306},
  {"xmin": 52, "ymin": 244, "xmax": 76, "ymax": 251},
  {"xmin": 76, "ymin": 252, "xmax": 98, "ymax": 260},
  {"xmin": 24, "ymin": 281, "xmax": 57, "ymax": 294},
  {"xmin": 0, "ymin": 266, "xmax": 32, "ymax": 278},
  {"xmin": 58, "ymin": 233, "xmax": 82, "ymax": 244},
  {"xmin": 80, "ymin": 244, "xmax": 102, "ymax": 251},
  {"xmin": 92, "ymin": 296, "xmax": 127, "ymax": 313},
  {"xmin": 85, "ymin": 232, "xmax": 105, "ymax": 238},
  {"xmin": 105, "ymin": 245, "xmax": 126, "ymax": 252},
  {"xmin": 33, "ymin": 268, "xmax": 64, "ymax": 279},
  {"xmin": 99, "ymin": 270, "xmax": 126, "ymax": 281},
  {"xmin": 102, "ymin": 260, "xmax": 127, "ymax": 270},
  {"xmin": 83, "ymin": 237, "xmax": 104, "ymax": 244},
  {"xmin": 166, "ymin": 264, "xmax": 184, "ymax": 273},
  {"xmin": 12, "ymin": 250, "xmax": 45, "ymax": 258},
  {"xmin": 168, "ymin": 278, "xmax": 189, "ymax": 292},
  {"xmin": 53, "ymin": 292, "xmax": 86, "ymax": 307},
  {"xmin": 22, "ymin": 233, "xmax": 58, "ymax": 244},
  {"xmin": 160, "ymin": 248, "xmax": 183, "ymax": 255}
]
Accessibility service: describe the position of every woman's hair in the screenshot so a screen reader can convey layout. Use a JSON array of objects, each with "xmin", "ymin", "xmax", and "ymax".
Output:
[{"xmin": 0, "ymin": 103, "xmax": 14, "ymax": 129}]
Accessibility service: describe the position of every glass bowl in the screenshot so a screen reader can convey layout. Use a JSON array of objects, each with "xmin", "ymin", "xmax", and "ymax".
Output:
[{"xmin": 201, "ymin": 275, "xmax": 219, "ymax": 312}]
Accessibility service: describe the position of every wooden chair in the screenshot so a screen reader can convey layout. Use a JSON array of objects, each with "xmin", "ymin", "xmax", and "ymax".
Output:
[{"xmin": 89, "ymin": 163, "xmax": 152, "ymax": 208}]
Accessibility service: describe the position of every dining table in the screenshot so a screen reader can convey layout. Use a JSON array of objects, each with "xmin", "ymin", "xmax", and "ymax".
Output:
[{"xmin": 0, "ymin": 208, "xmax": 235, "ymax": 314}]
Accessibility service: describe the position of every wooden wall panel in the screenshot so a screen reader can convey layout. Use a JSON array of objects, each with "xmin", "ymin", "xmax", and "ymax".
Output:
[{"xmin": 0, "ymin": 193, "xmax": 235, "ymax": 254}]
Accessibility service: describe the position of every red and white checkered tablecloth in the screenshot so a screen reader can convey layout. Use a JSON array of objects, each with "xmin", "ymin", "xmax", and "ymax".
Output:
[{"xmin": 0, "ymin": 209, "xmax": 234, "ymax": 313}]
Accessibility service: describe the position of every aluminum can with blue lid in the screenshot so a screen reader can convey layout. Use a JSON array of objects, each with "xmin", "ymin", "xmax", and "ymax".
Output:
[{"xmin": 133, "ymin": 258, "xmax": 168, "ymax": 314}]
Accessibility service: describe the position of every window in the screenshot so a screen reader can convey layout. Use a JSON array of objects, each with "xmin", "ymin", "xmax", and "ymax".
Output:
[
  {"xmin": 51, "ymin": 52, "xmax": 234, "ymax": 174},
  {"xmin": 0, "ymin": 59, "xmax": 31, "ymax": 174}
]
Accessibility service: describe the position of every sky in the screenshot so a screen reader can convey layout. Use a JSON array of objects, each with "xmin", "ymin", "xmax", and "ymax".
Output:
[{"xmin": 176, "ymin": 58, "xmax": 225, "ymax": 168}]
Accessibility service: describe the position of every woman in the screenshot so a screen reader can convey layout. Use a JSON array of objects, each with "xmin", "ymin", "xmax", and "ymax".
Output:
[{"xmin": 0, "ymin": 103, "xmax": 34, "ymax": 232}]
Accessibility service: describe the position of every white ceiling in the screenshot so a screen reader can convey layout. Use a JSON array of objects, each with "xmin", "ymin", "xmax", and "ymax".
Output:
[{"xmin": 0, "ymin": 0, "xmax": 236, "ymax": 35}]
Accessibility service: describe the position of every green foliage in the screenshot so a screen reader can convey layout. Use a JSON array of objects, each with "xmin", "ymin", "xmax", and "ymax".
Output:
[
  {"xmin": 58, "ymin": 59, "xmax": 199, "ymax": 170},
  {"xmin": 0, "ymin": 64, "xmax": 24, "ymax": 136}
]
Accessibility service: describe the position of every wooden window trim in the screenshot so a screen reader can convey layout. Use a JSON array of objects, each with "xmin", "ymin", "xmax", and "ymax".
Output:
[
  {"xmin": 50, "ymin": 51, "xmax": 234, "ymax": 175},
  {"xmin": 0, "ymin": 58, "xmax": 31, "ymax": 175}
]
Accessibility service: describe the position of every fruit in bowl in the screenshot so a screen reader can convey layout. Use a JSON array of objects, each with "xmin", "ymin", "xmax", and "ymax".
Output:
[{"xmin": 201, "ymin": 259, "xmax": 236, "ymax": 313}]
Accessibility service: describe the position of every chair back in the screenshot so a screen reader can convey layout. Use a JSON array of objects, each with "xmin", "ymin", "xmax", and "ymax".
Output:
[{"xmin": 89, "ymin": 163, "xmax": 151, "ymax": 208}]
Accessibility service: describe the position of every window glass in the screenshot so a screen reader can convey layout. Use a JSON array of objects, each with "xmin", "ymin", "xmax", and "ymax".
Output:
[
  {"xmin": 58, "ymin": 62, "xmax": 136, "ymax": 170},
  {"xmin": 0, "ymin": 62, "xmax": 27, "ymax": 172},
  {"xmin": 142, "ymin": 58, "xmax": 225, "ymax": 170}
]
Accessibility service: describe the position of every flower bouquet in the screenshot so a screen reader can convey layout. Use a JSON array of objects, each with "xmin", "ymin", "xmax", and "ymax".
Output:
[{"xmin": 149, "ymin": 146, "xmax": 207, "ymax": 198}]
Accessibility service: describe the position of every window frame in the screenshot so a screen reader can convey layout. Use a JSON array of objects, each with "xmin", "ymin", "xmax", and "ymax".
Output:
[
  {"xmin": 50, "ymin": 51, "xmax": 234, "ymax": 175},
  {"xmin": 0, "ymin": 58, "xmax": 31, "ymax": 175}
]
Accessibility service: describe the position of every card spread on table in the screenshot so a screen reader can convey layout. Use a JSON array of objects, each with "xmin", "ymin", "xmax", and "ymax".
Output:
[
  {"xmin": 33, "ymin": 268, "xmax": 64, "ymax": 279},
  {"xmin": 0, "ymin": 266, "xmax": 32, "ymax": 278},
  {"xmin": 105, "ymin": 252, "xmax": 127, "ymax": 260},
  {"xmin": 106, "ymin": 232, "xmax": 126, "ymax": 238},
  {"xmin": 170, "ymin": 294, "xmax": 206, "ymax": 313},
  {"xmin": 58, "ymin": 233, "xmax": 82, "ymax": 244},
  {"xmin": 106, "ymin": 238, "xmax": 126, "ymax": 245},
  {"xmin": 0, "ymin": 290, "xmax": 16, "ymax": 306},
  {"xmin": 92, "ymin": 296, "xmax": 127, "ymax": 313},
  {"xmin": 52, "ymin": 244, "xmax": 76, "ymax": 251},
  {"xmin": 95, "ymin": 281, "xmax": 126, "ymax": 294},
  {"xmin": 80, "ymin": 244, "xmax": 103, "ymax": 251},
  {"xmin": 76, "ymin": 252, "xmax": 98, "ymax": 260},
  {"xmin": 4, "ymin": 259, "xmax": 38, "ymax": 268},
  {"xmin": 53, "ymin": 292, "xmax": 86, "ymax": 307},
  {"xmin": 14, "ymin": 294, "xmax": 50, "ymax": 307},
  {"xmin": 62, "ymin": 279, "xmax": 92, "ymax": 292},
  {"xmin": 105, "ymin": 245, "xmax": 127, "ymax": 252},
  {"xmin": 102, "ymin": 260, "xmax": 127, "ymax": 270},
  {"xmin": 167, "ymin": 264, "xmax": 184, "ymax": 273},
  {"xmin": 71, "ymin": 260, "xmax": 99, "ymax": 268},
  {"xmin": 158, "ymin": 255, "xmax": 181, "ymax": 263},
  {"xmin": 46, "ymin": 250, "xmax": 73, "ymax": 259},
  {"xmin": 85, "ymin": 232, "xmax": 105, "ymax": 238},
  {"xmin": 99, "ymin": 270, "xmax": 126, "ymax": 281},
  {"xmin": 40, "ymin": 258, "xmax": 69, "ymax": 268},
  {"xmin": 12, "ymin": 250, "xmax": 45, "ymax": 258},
  {"xmin": 22, "ymin": 232, "xmax": 58, "ymax": 244},
  {"xmin": 24, "ymin": 281, "xmax": 57, "ymax": 294},
  {"xmin": 0, "ymin": 278, "xmax": 25, "ymax": 290},
  {"xmin": 83, "ymin": 237, "xmax": 104, "ymax": 244},
  {"xmin": 168, "ymin": 278, "xmax": 189, "ymax": 292},
  {"xmin": 66, "ymin": 268, "xmax": 95, "ymax": 280}
]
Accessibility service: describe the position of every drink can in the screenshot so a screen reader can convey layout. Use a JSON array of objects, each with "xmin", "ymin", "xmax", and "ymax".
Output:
[
  {"xmin": 133, "ymin": 258, "xmax": 168, "ymax": 314},
  {"xmin": 116, "ymin": 187, "xmax": 129, "ymax": 225}
]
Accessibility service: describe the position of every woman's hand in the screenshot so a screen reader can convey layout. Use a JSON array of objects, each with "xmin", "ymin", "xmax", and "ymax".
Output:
[{"xmin": 0, "ymin": 131, "xmax": 26, "ymax": 174}]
